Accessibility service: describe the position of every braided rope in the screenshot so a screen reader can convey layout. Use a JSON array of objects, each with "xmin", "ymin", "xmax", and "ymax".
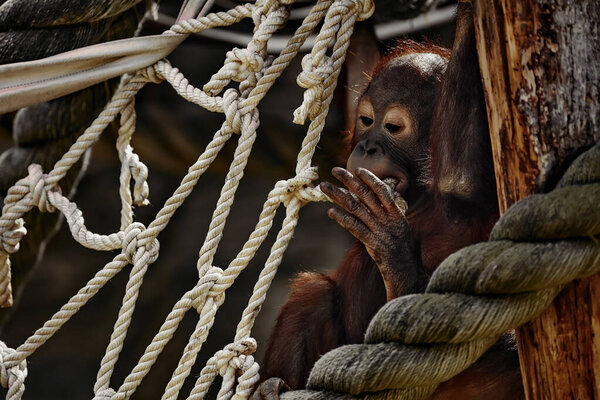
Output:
[
  {"xmin": 0, "ymin": 0, "xmax": 373, "ymax": 398},
  {"xmin": 280, "ymin": 143, "xmax": 600, "ymax": 399}
]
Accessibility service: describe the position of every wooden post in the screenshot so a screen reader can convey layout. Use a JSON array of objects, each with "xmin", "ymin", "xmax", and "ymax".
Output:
[{"xmin": 472, "ymin": 0, "xmax": 600, "ymax": 399}]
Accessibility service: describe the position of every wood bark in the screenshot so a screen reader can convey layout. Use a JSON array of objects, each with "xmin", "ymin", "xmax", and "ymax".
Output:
[{"xmin": 472, "ymin": 0, "xmax": 600, "ymax": 399}]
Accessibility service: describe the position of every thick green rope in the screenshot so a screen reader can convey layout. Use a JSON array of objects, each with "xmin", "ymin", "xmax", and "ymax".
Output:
[{"xmin": 281, "ymin": 142, "xmax": 600, "ymax": 399}]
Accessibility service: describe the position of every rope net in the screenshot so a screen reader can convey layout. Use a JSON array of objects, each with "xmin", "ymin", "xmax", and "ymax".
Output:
[{"xmin": 0, "ymin": 0, "xmax": 374, "ymax": 398}]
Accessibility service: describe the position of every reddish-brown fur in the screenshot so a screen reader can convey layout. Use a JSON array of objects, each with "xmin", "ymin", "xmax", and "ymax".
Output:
[
  {"xmin": 257, "ymin": 2, "xmax": 522, "ymax": 398},
  {"xmin": 373, "ymin": 39, "xmax": 451, "ymax": 77},
  {"xmin": 261, "ymin": 206, "xmax": 495, "ymax": 390}
]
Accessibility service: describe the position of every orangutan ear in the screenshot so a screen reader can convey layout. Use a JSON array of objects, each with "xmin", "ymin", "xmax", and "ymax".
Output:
[{"xmin": 344, "ymin": 21, "xmax": 380, "ymax": 131}]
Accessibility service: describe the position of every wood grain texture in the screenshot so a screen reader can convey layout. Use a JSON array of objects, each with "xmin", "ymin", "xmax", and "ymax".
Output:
[{"xmin": 473, "ymin": 0, "xmax": 600, "ymax": 398}]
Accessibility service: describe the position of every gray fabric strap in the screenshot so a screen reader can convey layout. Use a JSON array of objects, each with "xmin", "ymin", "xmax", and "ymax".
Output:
[
  {"xmin": 0, "ymin": 34, "xmax": 184, "ymax": 114},
  {"xmin": 0, "ymin": 0, "xmax": 212, "ymax": 115}
]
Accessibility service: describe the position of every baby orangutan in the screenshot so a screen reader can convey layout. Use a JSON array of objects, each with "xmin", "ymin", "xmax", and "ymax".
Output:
[{"xmin": 253, "ymin": 3, "xmax": 523, "ymax": 399}]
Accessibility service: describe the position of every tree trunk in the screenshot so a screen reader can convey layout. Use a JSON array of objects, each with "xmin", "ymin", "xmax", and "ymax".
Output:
[{"xmin": 472, "ymin": 0, "xmax": 600, "ymax": 399}]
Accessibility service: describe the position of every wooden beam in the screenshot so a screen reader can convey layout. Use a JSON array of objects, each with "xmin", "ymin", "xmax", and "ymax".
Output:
[{"xmin": 472, "ymin": 0, "xmax": 600, "ymax": 398}]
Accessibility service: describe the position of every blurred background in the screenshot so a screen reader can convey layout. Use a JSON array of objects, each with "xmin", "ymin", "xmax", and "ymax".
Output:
[{"xmin": 0, "ymin": 0, "xmax": 455, "ymax": 398}]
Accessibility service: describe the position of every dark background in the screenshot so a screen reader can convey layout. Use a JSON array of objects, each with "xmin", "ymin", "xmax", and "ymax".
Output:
[{"xmin": 0, "ymin": 1, "xmax": 454, "ymax": 398}]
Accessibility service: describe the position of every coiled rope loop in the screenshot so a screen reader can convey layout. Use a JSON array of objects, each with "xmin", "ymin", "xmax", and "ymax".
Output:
[
  {"xmin": 293, "ymin": 0, "xmax": 361, "ymax": 124},
  {"xmin": 122, "ymin": 222, "xmax": 160, "ymax": 266},
  {"xmin": 0, "ymin": 164, "xmax": 61, "ymax": 260},
  {"xmin": 294, "ymin": 54, "xmax": 334, "ymax": 124},
  {"xmin": 0, "ymin": 342, "xmax": 27, "ymax": 400},
  {"xmin": 272, "ymin": 167, "xmax": 328, "ymax": 206},
  {"xmin": 281, "ymin": 143, "xmax": 600, "ymax": 400}
]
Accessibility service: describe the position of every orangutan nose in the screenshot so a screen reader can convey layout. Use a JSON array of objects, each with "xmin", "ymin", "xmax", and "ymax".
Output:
[
  {"xmin": 346, "ymin": 140, "xmax": 390, "ymax": 177},
  {"xmin": 354, "ymin": 139, "xmax": 384, "ymax": 158}
]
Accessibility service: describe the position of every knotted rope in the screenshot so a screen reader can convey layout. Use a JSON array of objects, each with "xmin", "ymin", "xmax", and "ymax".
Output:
[
  {"xmin": 282, "ymin": 142, "xmax": 600, "ymax": 399},
  {"xmin": 0, "ymin": 164, "xmax": 62, "ymax": 306},
  {"xmin": 0, "ymin": 342, "xmax": 27, "ymax": 400},
  {"xmin": 293, "ymin": 0, "xmax": 373, "ymax": 124},
  {"xmin": 0, "ymin": 0, "xmax": 373, "ymax": 397},
  {"xmin": 117, "ymin": 97, "xmax": 150, "ymax": 230}
]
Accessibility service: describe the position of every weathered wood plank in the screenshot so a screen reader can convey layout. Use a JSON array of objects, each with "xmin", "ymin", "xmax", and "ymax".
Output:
[{"xmin": 472, "ymin": 0, "xmax": 600, "ymax": 398}]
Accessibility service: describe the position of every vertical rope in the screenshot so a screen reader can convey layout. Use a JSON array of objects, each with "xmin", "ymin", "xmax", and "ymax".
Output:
[{"xmin": 0, "ymin": 0, "xmax": 373, "ymax": 398}]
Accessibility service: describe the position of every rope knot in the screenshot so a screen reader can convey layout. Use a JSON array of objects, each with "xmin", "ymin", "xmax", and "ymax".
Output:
[
  {"xmin": 139, "ymin": 64, "xmax": 163, "ymax": 84},
  {"xmin": 351, "ymin": 0, "xmax": 375, "ymax": 20},
  {"xmin": 0, "ymin": 341, "xmax": 27, "ymax": 398},
  {"xmin": 204, "ymin": 266, "xmax": 225, "ymax": 302},
  {"xmin": 226, "ymin": 48, "xmax": 265, "ymax": 81},
  {"xmin": 216, "ymin": 338, "xmax": 257, "ymax": 376},
  {"xmin": 223, "ymin": 89, "xmax": 244, "ymax": 134},
  {"xmin": 192, "ymin": 266, "xmax": 225, "ymax": 314},
  {"xmin": 297, "ymin": 55, "xmax": 334, "ymax": 88},
  {"xmin": 93, "ymin": 388, "xmax": 116, "ymax": 400},
  {"xmin": 204, "ymin": 44, "xmax": 267, "ymax": 96},
  {"xmin": 0, "ymin": 219, "xmax": 26, "ymax": 255},
  {"xmin": 124, "ymin": 152, "xmax": 150, "ymax": 207},
  {"xmin": 25, "ymin": 164, "xmax": 60, "ymax": 213},
  {"xmin": 275, "ymin": 167, "xmax": 320, "ymax": 206},
  {"xmin": 122, "ymin": 222, "xmax": 159, "ymax": 265},
  {"xmin": 0, "ymin": 164, "xmax": 60, "ymax": 259},
  {"xmin": 293, "ymin": 55, "xmax": 334, "ymax": 124},
  {"xmin": 252, "ymin": 0, "xmax": 279, "ymax": 25}
]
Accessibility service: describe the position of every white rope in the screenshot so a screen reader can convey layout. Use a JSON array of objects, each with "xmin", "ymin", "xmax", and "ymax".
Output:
[
  {"xmin": 117, "ymin": 97, "xmax": 150, "ymax": 230},
  {"xmin": 0, "ymin": 0, "xmax": 373, "ymax": 397}
]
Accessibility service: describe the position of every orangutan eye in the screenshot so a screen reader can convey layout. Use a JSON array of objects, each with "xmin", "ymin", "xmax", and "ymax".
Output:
[
  {"xmin": 360, "ymin": 116, "xmax": 373, "ymax": 127},
  {"xmin": 385, "ymin": 123, "xmax": 402, "ymax": 133},
  {"xmin": 383, "ymin": 105, "xmax": 411, "ymax": 137}
]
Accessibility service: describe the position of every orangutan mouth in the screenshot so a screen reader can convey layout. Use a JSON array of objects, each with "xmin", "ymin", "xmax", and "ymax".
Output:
[{"xmin": 383, "ymin": 177, "xmax": 408, "ymax": 212}]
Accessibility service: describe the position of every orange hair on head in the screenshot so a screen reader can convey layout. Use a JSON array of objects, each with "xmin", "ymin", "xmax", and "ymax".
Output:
[{"xmin": 372, "ymin": 39, "xmax": 451, "ymax": 77}]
